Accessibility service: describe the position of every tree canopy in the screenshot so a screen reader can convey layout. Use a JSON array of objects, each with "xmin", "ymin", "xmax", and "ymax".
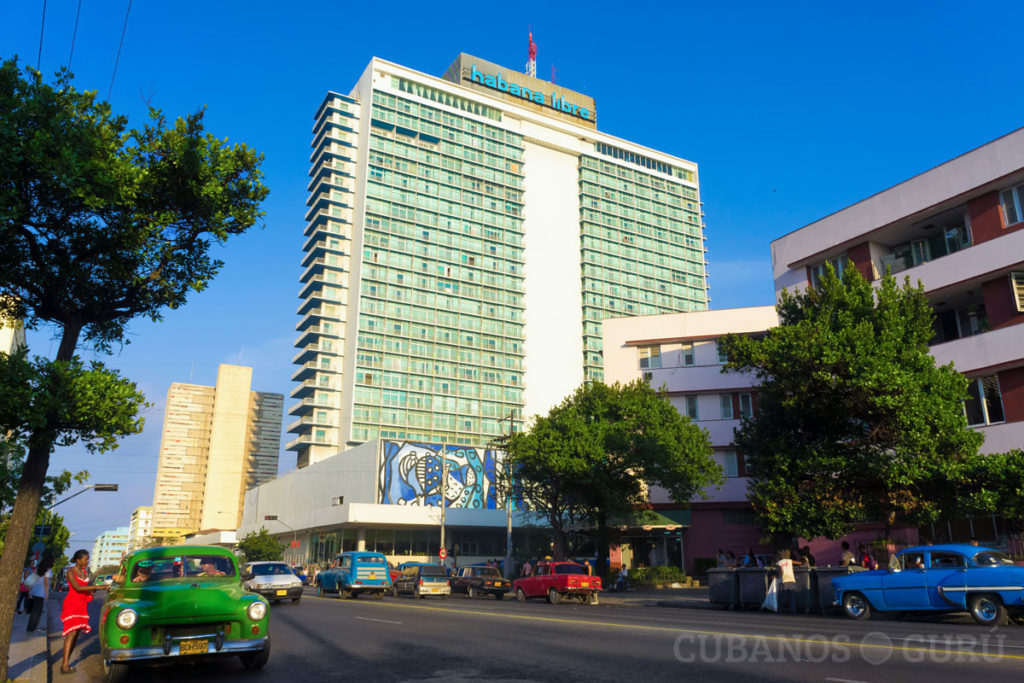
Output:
[
  {"xmin": 505, "ymin": 380, "xmax": 718, "ymax": 571},
  {"xmin": 238, "ymin": 528, "xmax": 285, "ymax": 563},
  {"xmin": 722, "ymin": 264, "xmax": 983, "ymax": 540},
  {"xmin": 0, "ymin": 57, "xmax": 268, "ymax": 679}
]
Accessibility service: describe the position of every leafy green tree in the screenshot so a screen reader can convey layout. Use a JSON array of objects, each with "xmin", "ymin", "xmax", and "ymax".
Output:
[
  {"xmin": 0, "ymin": 508, "xmax": 72, "ymax": 570},
  {"xmin": 238, "ymin": 528, "xmax": 285, "ymax": 563},
  {"xmin": 0, "ymin": 57, "xmax": 267, "ymax": 678},
  {"xmin": 722, "ymin": 264, "xmax": 983, "ymax": 541},
  {"xmin": 949, "ymin": 449, "xmax": 1024, "ymax": 524},
  {"xmin": 505, "ymin": 380, "xmax": 718, "ymax": 573}
]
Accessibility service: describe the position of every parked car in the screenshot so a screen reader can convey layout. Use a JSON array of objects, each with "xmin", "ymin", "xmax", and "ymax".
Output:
[
  {"xmin": 832, "ymin": 544, "xmax": 1024, "ymax": 626},
  {"xmin": 386, "ymin": 561, "xmax": 402, "ymax": 584},
  {"xmin": 99, "ymin": 545, "xmax": 270, "ymax": 683},
  {"xmin": 316, "ymin": 552, "xmax": 390, "ymax": 599},
  {"xmin": 513, "ymin": 561, "xmax": 601, "ymax": 605},
  {"xmin": 451, "ymin": 565, "xmax": 511, "ymax": 599},
  {"xmin": 242, "ymin": 561, "xmax": 304, "ymax": 604},
  {"xmin": 392, "ymin": 563, "xmax": 451, "ymax": 599}
]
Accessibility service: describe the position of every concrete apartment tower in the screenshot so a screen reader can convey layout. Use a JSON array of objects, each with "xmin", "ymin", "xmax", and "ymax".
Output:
[
  {"xmin": 126, "ymin": 505, "xmax": 153, "ymax": 551},
  {"xmin": 289, "ymin": 54, "xmax": 708, "ymax": 467},
  {"xmin": 91, "ymin": 527, "xmax": 129, "ymax": 572},
  {"xmin": 151, "ymin": 364, "xmax": 283, "ymax": 541}
]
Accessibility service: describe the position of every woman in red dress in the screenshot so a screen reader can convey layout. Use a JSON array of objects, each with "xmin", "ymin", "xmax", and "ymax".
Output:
[{"xmin": 60, "ymin": 549, "xmax": 101, "ymax": 674}]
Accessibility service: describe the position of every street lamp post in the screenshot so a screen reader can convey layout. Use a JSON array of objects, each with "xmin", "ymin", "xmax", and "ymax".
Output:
[
  {"xmin": 264, "ymin": 515, "xmax": 298, "ymax": 561},
  {"xmin": 49, "ymin": 483, "xmax": 119, "ymax": 511}
]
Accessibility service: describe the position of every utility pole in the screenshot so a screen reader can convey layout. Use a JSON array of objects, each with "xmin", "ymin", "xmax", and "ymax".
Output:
[
  {"xmin": 495, "ymin": 410, "xmax": 516, "ymax": 576},
  {"xmin": 439, "ymin": 441, "xmax": 448, "ymax": 561}
]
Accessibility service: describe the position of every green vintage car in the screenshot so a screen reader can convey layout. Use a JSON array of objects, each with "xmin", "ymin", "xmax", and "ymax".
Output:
[{"xmin": 99, "ymin": 545, "xmax": 270, "ymax": 683}]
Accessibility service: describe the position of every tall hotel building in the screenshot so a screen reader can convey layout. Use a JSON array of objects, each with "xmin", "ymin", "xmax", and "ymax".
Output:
[
  {"xmin": 290, "ymin": 54, "xmax": 708, "ymax": 466},
  {"xmin": 151, "ymin": 364, "xmax": 283, "ymax": 539}
]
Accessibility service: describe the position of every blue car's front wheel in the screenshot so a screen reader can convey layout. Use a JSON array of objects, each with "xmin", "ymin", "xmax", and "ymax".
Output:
[{"xmin": 841, "ymin": 592, "xmax": 871, "ymax": 620}]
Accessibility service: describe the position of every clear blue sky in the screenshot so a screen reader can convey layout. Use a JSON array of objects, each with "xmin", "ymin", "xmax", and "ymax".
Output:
[{"xmin": 3, "ymin": 1, "xmax": 1021, "ymax": 550}]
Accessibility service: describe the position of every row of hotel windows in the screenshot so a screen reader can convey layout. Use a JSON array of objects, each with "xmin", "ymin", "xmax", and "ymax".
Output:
[
  {"xmin": 639, "ymin": 341, "xmax": 728, "ymax": 368},
  {"xmin": 579, "ymin": 156, "xmax": 699, "ymax": 199},
  {"xmin": 593, "ymin": 142, "xmax": 695, "ymax": 182},
  {"xmin": 677, "ymin": 394, "xmax": 754, "ymax": 422}
]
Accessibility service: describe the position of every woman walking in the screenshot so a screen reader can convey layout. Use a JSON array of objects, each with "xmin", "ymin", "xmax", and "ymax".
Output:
[
  {"xmin": 26, "ymin": 553, "xmax": 53, "ymax": 632},
  {"xmin": 60, "ymin": 549, "xmax": 101, "ymax": 675}
]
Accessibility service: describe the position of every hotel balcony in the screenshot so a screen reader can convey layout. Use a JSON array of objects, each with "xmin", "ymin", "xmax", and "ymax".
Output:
[
  {"xmin": 291, "ymin": 342, "xmax": 342, "ymax": 365},
  {"xmin": 290, "ymin": 360, "xmax": 341, "ymax": 382},
  {"xmin": 298, "ymin": 276, "xmax": 348, "ymax": 301},
  {"xmin": 300, "ymin": 257, "xmax": 350, "ymax": 284},
  {"xmin": 307, "ymin": 164, "xmax": 355, "ymax": 193},
  {"xmin": 287, "ymin": 413, "xmax": 337, "ymax": 434},
  {"xmin": 302, "ymin": 222, "xmax": 350, "ymax": 246},
  {"xmin": 285, "ymin": 432, "xmax": 336, "ymax": 451},
  {"xmin": 296, "ymin": 309, "xmax": 345, "ymax": 333},
  {"xmin": 288, "ymin": 397, "xmax": 337, "ymax": 417},
  {"xmin": 930, "ymin": 322, "xmax": 1024, "ymax": 376},
  {"xmin": 307, "ymin": 158, "xmax": 355, "ymax": 185},
  {"xmin": 290, "ymin": 378, "xmax": 338, "ymax": 399},
  {"xmin": 304, "ymin": 195, "xmax": 353, "ymax": 223}
]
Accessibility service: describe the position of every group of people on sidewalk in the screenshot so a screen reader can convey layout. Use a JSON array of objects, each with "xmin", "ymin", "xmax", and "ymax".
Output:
[{"xmin": 14, "ymin": 548, "xmax": 105, "ymax": 675}]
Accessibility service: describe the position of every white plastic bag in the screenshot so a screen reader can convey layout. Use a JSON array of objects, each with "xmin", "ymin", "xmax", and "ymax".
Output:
[{"xmin": 761, "ymin": 577, "xmax": 778, "ymax": 612}]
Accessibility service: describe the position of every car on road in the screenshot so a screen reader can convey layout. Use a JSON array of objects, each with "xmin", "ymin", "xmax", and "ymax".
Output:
[
  {"xmin": 316, "ymin": 551, "xmax": 390, "ymax": 599},
  {"xmin": 242, "ymin": 561, "xmax": 304, "ymax": 604},
  {"xmin": 393, "ymin": 563, "xmax": 451, "ymax": 599},
  {"xmin": 832, "ymin": 544, "xmax": 1024, "ymax": 626},
  {"xmin": 451, "ymin": 565, "xmax": 511, "ymax": 599},
  {"xmin": 513, "ymin": 561, "xmax": 601, "ymax": 605},
  {"xmin": 99, "ymin": 545, "xmax": 270, "ymax": 683}
]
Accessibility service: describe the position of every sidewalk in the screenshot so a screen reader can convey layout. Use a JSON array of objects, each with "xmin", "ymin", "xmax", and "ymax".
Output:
[
  {"xmin": 598, "ymin": 586, "xmax": 709, "ymax": 608},
  {"xmin": 7, "ymin": 601, "xmax": 49, "ymax": 683}
]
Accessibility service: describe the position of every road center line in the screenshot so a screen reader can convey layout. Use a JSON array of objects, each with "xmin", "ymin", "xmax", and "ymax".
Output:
[
  {"xmin": 355, "ymin": 616, "xmax": 402, "ymax": 625},
  {"xmin": 308, "ymin": 595, "xmax": 1024, "ymax": 662},
  {"xmin": 825, "ymin": 678, "xmax": 870, "ymax": 683}
]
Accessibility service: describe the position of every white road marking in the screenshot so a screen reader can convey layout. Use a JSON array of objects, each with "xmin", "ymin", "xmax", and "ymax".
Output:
[
  {"xmin": 355, "ymin": 616, "xmax": 402, "ymax": 625},
  {"xmin": 825, "ymin": 678, "xmax": 869, "ymax": 683}
]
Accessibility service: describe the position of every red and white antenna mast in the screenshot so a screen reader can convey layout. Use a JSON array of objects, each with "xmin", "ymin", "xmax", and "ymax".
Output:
[{"xmin": 526, "ymin": 29, "xmax": 537, "ymax": 78}]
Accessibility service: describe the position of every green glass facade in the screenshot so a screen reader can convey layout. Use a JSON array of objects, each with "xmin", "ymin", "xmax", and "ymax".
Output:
[
  {"xmin": 579, "ymin": 156, "xmax": 708, "ymax": 381},
  {"xmin": 351, "ymin": 86, "xmax": 527, "ymax": 445}
]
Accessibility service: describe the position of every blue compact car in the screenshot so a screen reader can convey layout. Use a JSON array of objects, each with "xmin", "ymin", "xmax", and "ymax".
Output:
[
  {"xmin": 832, "ymin": 544, "xmax": 1024, "ymax": 626},
  {"xmin": 316, "ymin": 552, "xmax": 390, "ymax": 599}
]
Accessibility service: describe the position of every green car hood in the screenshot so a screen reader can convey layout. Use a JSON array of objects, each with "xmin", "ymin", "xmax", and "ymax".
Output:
[{"xmin": 112, "ymin": 578, "xmax": 250, "ymax": 623}]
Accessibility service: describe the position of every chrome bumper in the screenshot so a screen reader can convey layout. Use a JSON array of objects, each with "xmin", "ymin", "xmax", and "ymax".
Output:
[{"xmin": 108, "ymin": 637, "xmax": 268, "ymax": 662}]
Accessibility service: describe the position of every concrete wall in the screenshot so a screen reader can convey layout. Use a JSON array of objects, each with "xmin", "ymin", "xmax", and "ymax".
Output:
[{"xmin": 200, "ymin": 365, "xmax": 254, "ymax": 531}]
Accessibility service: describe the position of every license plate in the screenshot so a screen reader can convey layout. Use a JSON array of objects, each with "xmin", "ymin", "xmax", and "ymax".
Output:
[
  {"xmin": 369, "ymin": 573, "xmax": 376, "ymax": 579},
  {"xmin": 276, "ymin": 589, "xmax": 287, "ymax": 596},
  {"xmin": 582, "ymin": 581, "xmax": 590, "ymax": 587},
  {"xmin": 180, "ymin": 639, "xmax": 208, "ymax": 656}
]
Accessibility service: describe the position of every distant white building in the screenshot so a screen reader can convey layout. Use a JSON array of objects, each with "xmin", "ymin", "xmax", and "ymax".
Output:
[
  {"xmin": 127, "ymin": 506, "xmax": 153, "ymax": 551},
  {"xmin": 91, "ymin": 527, "xmax": 129, "ymax": 572}
]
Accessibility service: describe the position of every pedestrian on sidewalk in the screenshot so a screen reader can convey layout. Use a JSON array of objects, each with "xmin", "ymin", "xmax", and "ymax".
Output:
[
  {"xmin": 26, "ymin": 553, "xmax": 53, "ymax": 633},
  {"xmin": 16, "ymin": 563, "xmax": 34, "ymax": 614},
  {"xmin": 60, "ymin": 549, "xmax": 102, "ymax": 675}
]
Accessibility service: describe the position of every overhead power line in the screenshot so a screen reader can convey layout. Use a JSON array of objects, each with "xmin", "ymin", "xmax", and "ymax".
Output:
[
  {"xmin": 107, "ymin": 0, "xmax": 132, "ymax": 101},
  {"xmin": 68, "ymin": 0, "xmax": 82, "ymax": 69},
  {"xmin": 37, "ymin": 0, "xmax": 47, "ymax": 70}
]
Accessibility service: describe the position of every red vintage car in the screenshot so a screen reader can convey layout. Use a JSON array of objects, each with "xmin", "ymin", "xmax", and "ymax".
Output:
[{"xmin": 512, "ymin": 561, "xmax": 601, "ymax": 605}]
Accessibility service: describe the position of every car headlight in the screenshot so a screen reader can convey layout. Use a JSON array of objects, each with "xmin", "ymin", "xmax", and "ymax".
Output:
[
  {"xmin": 115, "ymin": 609, "xmax": 138, "ymax": 630},
  {"xmin": 247, "ymin": 601, "xmax": 267, "ymax": 621}
]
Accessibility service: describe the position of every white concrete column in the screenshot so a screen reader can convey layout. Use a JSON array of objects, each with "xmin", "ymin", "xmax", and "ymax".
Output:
[{"xmin": 356, "ymin": 527, "xmax": 366, "ymax": 552}]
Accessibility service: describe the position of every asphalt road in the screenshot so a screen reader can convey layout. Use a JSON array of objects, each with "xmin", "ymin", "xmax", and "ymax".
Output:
[{"xmin": 59, "ymin": 588, "xmax": 1024, "ymax": 682}]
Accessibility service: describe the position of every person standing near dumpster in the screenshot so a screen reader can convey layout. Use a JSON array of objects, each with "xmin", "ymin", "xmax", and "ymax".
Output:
[{"xmin": 776, "ymin": 549, "xmax": 798, "ymax": 614}]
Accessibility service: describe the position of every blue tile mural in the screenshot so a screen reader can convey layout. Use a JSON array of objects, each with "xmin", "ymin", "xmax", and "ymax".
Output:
[{"xmin": 378, "ymin": 440, "xmax": 506, "ymax": 509}]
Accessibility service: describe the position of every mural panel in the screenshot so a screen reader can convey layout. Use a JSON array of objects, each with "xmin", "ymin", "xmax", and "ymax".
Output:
[{"xmin": 378, "ymin": 440, "xmax": 506, "ymax": 509}]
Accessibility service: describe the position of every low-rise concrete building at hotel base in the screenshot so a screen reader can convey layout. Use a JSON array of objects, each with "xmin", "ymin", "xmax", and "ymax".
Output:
[{"xmin": 239, "ymin": 439, "xmax": 536, "ymax": 567}]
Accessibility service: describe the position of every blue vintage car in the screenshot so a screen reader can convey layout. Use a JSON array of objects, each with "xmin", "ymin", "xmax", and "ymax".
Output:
[
  {"xmin": 832, "ymin": 544, "xmax": 1024, "ymax": 626},
  {"xmin": 315, "ymin": 552, "xmax": 390, "ymax": 599}
]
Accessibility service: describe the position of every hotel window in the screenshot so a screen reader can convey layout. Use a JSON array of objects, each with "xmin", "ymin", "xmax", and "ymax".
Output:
[
  {"xmin": 809, "ymin": 255, "xmax": 846, "ymax": 289},
  {"xmin": 739, "ymin": 393, "xmax": 753, "ymax": 419},
  {"xmin": 716, "ymin": 339, "xmax": 729, "ymax": 364},
  {"xmin": 1012, "ymin": 272, "xmax": 1024, "ymax": 313},
  {"xmin": 964, "ymin": 375, "xmax": 1005, "ymax": 426},
  {"xmin": 681, "ymin": 342, "xmax": 695, "ymax": 367},
  {"xmin": 1000, "ymin": 183, "xmax": 1024, "ymax": 226},
  {"xmin": 720, "ymin": 394, "xmax": 734, "ymax": 420},
  {"xmin": 722, "ymin": 450, "xmax": 740, "ymax": 478},
  {"xmin": 684, "ymin": 395, "xmax": 699, "ymax": 420},
  {"xmin": 638, "ymin": 345, "xmax": 661, "ymax": 369}
]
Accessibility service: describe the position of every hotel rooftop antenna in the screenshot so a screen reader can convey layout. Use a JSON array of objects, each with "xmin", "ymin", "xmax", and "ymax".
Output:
[{"xmin": 526, "ymin": 30, "xmax": 537, "ymax": 78}]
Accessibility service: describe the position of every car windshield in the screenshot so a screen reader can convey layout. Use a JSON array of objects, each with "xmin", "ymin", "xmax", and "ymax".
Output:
[
  {"xmin": 251, "ymin": 563, "xmax": 292, "ymax": 576},
  {"xmin": 974, "ymin": 551, "xmax": 1014, "ymax": 566},
  {"xmin": 554, "ymin": 564, "xmax": 586, "ymax": 575},
  {"xmin": 131, "ymin": 555, "xmax": 235, "ymax": 582},
  {"xmin": 419, "ymin": 565, "xmax": 447, "ymax": 576}
]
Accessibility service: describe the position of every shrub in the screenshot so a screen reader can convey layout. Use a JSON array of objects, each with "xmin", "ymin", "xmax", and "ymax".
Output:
[{"xmin": 632, "ymin": 565, "xmax": 687, "ymax": 586}]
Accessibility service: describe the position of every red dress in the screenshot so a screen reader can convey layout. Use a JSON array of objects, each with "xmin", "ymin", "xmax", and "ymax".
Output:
[{"xmin": 61, "ymin": 568, "xmax": 93, "ymax": 636}]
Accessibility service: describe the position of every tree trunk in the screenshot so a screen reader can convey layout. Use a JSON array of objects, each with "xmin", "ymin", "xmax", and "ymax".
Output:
[
  {"xmin": 0, "ymin": 326, "xmax": 80, "ymax": 682},
  {"xmin": 0, "ymin": 443, "xmax": 51, "ymax": 682}
]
